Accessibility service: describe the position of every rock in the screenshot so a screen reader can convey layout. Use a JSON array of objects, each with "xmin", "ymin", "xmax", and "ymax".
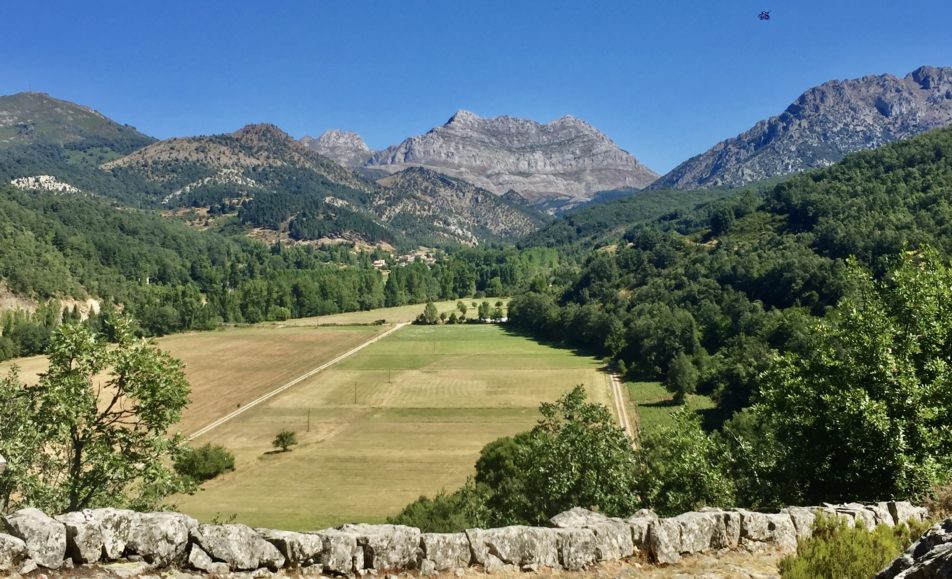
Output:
[
  {"xmin": 673, "ymin": 512, "xmax": 717, "ymax": 554},
  {"xmin": 466, "ymin": 526, "xmax": 560, "ymax": 570},
  {"xmin": 55, "ymin": 511, "xmax": 104, "ymax": 564},
  {"xmin": 314, "ymin": 529, "xmax": 362, "ymax": 574},
  {"xmin": 2, "ymin": 508, "xmax": 67, "ymax": 569},
  {"xmin": 0, "ymin": 533, "xmax": 27, "ymax": 571},
  {"xmin": 781, "ymin": 507, "xmax": 817, "ymax": 539},
  {"xmin": 18, "ymin": 558, "xmax": 38, "ymax": 575},
  {"xmin": 89, "ymin": 508, "xmax": 136, "ymax": 560},
  {"xmin": 835, "ymin": 503, "xmax": 878, "ymax": 530},
  {"xmin": 187, "ymin": 543, "xmax": 229, "ymax": 574},
  {"xmin": 420, "ymin": 533, "xmax": 471, "ymax": 571},
  {"xmin": 191, "ymin": 523, "xmax": 285, "ymax": 571},
  {"xmin": 549, "ymin": 507, "xmax": 610, "ymax": 528},
  {"xmin": 554, "ymin": 528, "xmax": 597, "ymax": 571},
  {"xmin": 870, "ymin": 502, "xmax": 896, "ymax": 527},
  {"xmin": 301, "ymin": 130, "xmax": 373, "ymax": 168},
  {"xmin": 738, "ymin": 510, "xmax": 797, "ymax": 551},
  {"xmin": 647, "ymin": 518, "xmax": 681, "ymax": 565},
  {"xmin": 338, "ymin": 524, "xmax": 421, "ymax": 571},
  {"xmin": 712, "ymin": 511, "xmax": 742, "ymax": 549},
  {"xmin": 876, "ymin": 518, "xmax": 952, "ymax": 578},
  {"xmin": 626, "ymin": 513, "xmax": 657, "ymax": 548},
  {"xmin": 653, "ymin": 66, "xmax": 952, "ymax": 190},
  {"xmin": 367, "ymin": 111, "xmax": 658, "ymax": 207},
  {"xmin": 889, "ymin": 501, "xmax": 929, "ymax": 525},
  {"xmin": 256, "ymin": 528, "xmax": 323, "ymax": 568},
  {"xmin": 419, "ymin": 558, "xmax": 438, "ymax": 576},
  {"xmin": 124, "ymin": 512, "xmax": 196, "ymax": 567}
]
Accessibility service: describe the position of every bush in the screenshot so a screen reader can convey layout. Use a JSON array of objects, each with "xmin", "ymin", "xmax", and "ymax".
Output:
[
  {"xmin": 925, "ymin": 481, "xmax": 952, "ymax": 520},
  {"xmin": 778, "ymin": 514, "xmax": 931, "ymax": 579},
  {"xmin": 273, "ymin": 429, "xmax": 298, "ymax": 452},
  {"xmin": 175, "ymin": 444, "xmax": 236, "ymax": 483},
  {"xmin": 388, "ymin": 480, "xmax": 490, "ymax": 532}
]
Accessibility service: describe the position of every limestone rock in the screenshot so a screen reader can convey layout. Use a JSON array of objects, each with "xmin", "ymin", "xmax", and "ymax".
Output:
[
  {"xmin": 672, "ymin": 512, "xmax": 717, "ymax": 554},
  {"xmin": 654, "ymin": 66, "xmax": 952, "ymax": 190},
  {"xmin": 466, "ymin": 526, "xmax": 560, "ymax": 570},
  {"xmin": 626, "ymin": 511, "xmax": 658, "ymax": 548},
  {"xmin": 314, "ymin": 529, "xmax": 362, "ymax": 574},
  {"xmin": 56, "ymin": 511, "xmax": 105, "ymax": 564},
  {"xmin": 301, "ymin": 130, "xmax": 372, "ymax": 168},
  {"xmin": 877, "ymin": 518, "xmax": 952, "ymax": 578},
  {"xmin": 3, "ymin": 508, "xmax": 67, "ymax": 569},
  {"xmin": 420, "ymin": 532, "xmax": 471, "ymax": 571},
  {"xmin": 555, "ymin": 528, "xmax": 597, "ymax": 571},
  {"xmin": 191, "ymin": 523, "xmax": 285, "ymax": 571},
  {"xmin": 549, "ymin": 507, "xmax": 610, "ymax": 528},
  {"xmin": 124, "ymin": 512, "xmax": 196, "ymax": 567},
  {"xmin": 647, "ymin": 518, "xmax": 681, "ymax": 565},
  {"xmin": 89, "ymin": 508, "xmax": 136, "ymax": 560},
  {"xmin": 890, "ymin": 501, "xmax": 929, "ymax": 525},
  {"xmin": 0, "ymin": 533, "xmax": 27, "ymax": 572},
  {"xmin": 549, "ymin": 508, "xmax": 636, "ymax": 561},
  {"xmin": 187, "ymin": 543, "xmax": 229, "ymax": 574},
  {"xmin": 781, "ymin": 506, "xmax": 817, "ymax": 538},
  {"xmin": 256, "ymin": 528, "xmax": 323, "ymax": 568},
  {"xmin": 737, "ymin": 510, "xmax": 797, "ymax": 551},
  {"xmin": 338, "ymin": 523, "xmax": 421, "ymax": 571},
  {"xmin": 367, "ymin": 110, "xmax": 657, "ymax": 208}
]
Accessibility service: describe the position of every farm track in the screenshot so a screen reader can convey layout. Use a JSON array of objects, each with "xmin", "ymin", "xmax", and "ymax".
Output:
[
  {"xmin": 609, "ymin": 373, "xmax": 638, "ymax": 446},
  {"xmin": 188, "ymin": 322, "xmax": 410, "ymax": 440}
]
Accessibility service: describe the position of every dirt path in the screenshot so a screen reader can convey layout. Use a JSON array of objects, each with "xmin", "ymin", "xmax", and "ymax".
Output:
[
  {"xmin": 609, "ymin": 372, "xmax": 638, "ymax": 446},
  {"xmin": 188, "ymin": 322, "xmax": 410, "ymax": 441}
]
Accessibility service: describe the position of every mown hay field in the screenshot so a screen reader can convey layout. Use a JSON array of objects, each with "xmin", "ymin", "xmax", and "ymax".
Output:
[{"xmin": 175, "ymin": 324, "xmax": 612, "ymax": 530}]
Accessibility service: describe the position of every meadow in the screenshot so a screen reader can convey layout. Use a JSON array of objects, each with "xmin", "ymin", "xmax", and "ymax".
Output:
[
  {"xmin": 174, "ymin": 323, "xmax": 613, "ymax": 530},
  {"xmin": 625, "ymin": 381, "xmax": 716, "ymax": 434}
]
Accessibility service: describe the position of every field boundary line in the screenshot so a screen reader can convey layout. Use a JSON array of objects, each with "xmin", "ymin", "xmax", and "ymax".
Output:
[
  {"xmin": 608, "ymin": 372, "xmax": 638, "ymax": 447},
  {"xmin": 188, "ymin": 322, "xmax": 410, "ymax": 440}
]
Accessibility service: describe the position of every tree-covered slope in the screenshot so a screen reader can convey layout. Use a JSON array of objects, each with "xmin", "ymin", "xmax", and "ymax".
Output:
[{"xmin": 509, "ymin": 125, "xmax": 952, "ymax": 418}]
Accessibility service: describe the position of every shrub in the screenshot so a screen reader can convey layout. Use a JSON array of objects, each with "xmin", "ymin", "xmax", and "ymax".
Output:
[
  {"xmin": 273, "ymin": 429, "xmax": 298, "ymax": 452},
  {"xmin": 388, "ymin": 480, "xmax": 491, "ymax": 532},
  {"xmin": 925, "ymin": 481, "xmax": 952, "ymax": 519},
  {"xmin": 778, "ymin": 514, "xmax": 931, "ymax": 579},
  {"xmin": 175, "ymin": 444, "xmax": 235, "ymax": 483}
]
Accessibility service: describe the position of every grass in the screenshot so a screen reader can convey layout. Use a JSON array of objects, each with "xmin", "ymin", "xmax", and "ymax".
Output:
[
  {"xmin": 173, "ymin": 324, "xmax": 612, "ymax": 530},
  {"xmin": 626, "ymin": 381, "xmax": 716, "ymax": 435},
  {"xmin": 0, "ymin": 324, "xmax": 386, "ymax": 435},
  {"xmin": 269, "ymin": 299, "xmax": 508, "ymax": 327}
]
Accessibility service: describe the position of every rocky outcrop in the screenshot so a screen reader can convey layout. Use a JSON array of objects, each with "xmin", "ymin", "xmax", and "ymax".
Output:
[
  {"xmin": 654, "ymin": 65, "xmax": 952, "ymax": 190},
  {"xmin": 878, "ymin": 519, "xmax": 952, "ymax": 578},
  {"xmin": 0, "ymin": 501, "xmax": 928, "ymax": 575},
  {"xmin": 2, "ymin": 508, "xmax": 66, "ymax": 569},
  {"xmin": 301, "ymin": 130, "xmax": 373, "ymax": 168},
  {"xmin": 367, "ymin": 110, "xmax": 657, "ymax": 207}
]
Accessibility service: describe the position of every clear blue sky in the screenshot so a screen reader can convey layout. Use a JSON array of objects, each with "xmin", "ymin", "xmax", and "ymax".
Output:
[{"xmin": 2, "ymin": 1, "xmax": 951, "ymax": 173}]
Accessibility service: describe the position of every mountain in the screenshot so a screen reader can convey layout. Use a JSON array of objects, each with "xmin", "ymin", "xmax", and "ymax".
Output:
[
  {"xmin": 654, "ymin": 66, "xmax": 952, "ymax": 189},
  {"xmin": 0, "ymin": 92, "xmax": 153, "ymax": 153},
  {"xmin": 301, "ymin": 130, "xmax": 372, "ymax": 168},
  {"xmin": 366, "ymin": 110, "xmax": 657, "ymax": 209},
  {"xmin": 375, "ymin": 167, "xmax": 549, "ymax": 245}
]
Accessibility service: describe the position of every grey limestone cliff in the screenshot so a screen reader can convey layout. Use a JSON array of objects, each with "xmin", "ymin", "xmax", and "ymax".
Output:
[
  {"xmin": 301, "ymin": 130, "xmax": 372, "ymax": 168},
  {"xmin": 655, "ymin": 66, "xmax": 952, "ymax": 189},
  {"xmin": 367, "ymin": 110, "xmax": 658, "ymax": 207}
]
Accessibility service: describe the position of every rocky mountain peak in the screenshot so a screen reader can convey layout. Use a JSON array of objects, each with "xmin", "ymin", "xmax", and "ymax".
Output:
[
  {"xmin": 653, "ymin": 65, "xmax": 952, "ymax": 190},
  {"xmin": 301, "ymin": 130, "xmax": 372, "ymax": 168},
  {"xmin": 367, "ymin": 111, "xmax": 657, "ymax": 208}
]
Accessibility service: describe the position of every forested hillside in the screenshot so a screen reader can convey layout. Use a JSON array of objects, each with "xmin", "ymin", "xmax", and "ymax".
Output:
[{"xmin": 509, "ymin": 126, "xmax": 952, "ymax": 417}]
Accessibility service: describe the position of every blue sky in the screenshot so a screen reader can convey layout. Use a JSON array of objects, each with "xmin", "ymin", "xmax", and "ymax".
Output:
[{"xmin": 2, "ymin": 1, "xmax": 950, "ymax": 173}]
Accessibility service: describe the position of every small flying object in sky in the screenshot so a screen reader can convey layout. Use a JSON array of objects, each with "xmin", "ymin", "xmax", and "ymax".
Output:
[{"xmin": 758, "ymin": 10, "xmax": 771, "ymax": 21}]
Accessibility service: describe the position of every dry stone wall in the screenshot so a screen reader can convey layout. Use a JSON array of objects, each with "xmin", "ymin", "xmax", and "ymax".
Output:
[{"xmin": 0, "ymin": 502, "xmax": 928, "ymax": 576}]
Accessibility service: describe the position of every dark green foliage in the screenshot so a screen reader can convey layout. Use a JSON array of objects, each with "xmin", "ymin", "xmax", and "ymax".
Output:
[
  {"xmin": 665, "ymin": 352, "xmax": 698, "ymax": 404},
  {"xmin": 175, "ymin": 444, "xmax": 236, "ymax": 483},
  {"xmin": 272, "ymin": 429, "xmax": 298, "ymax": 452},
  {"xmin": 388, "ymin": 481, "xmax": 491, "ymax": 532},
  {"xmin": 755, "ymin": 252, "xmax": 952, "ymax": 504},
  {"xmin": 778, "ymin": 515, "xmax": 931, "ymax": 579}
]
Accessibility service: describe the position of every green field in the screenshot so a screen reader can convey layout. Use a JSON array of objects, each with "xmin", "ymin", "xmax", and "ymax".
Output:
[
  {"xmin": 626, "ymin": 381, "xmax": 716, "ymax": 434},
  {"xmin": 175, "ymin": 324, "xmax": 612, "ymax": 530}
]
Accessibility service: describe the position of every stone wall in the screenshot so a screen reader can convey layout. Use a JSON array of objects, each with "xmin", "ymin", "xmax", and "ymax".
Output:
[{"xmin": 0, "ymin": 502, "xmax": 928, "ymax": 576}]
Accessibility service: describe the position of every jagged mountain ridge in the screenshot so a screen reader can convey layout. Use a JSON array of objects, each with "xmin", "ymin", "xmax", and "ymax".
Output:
[
  {"xmin": 301, "ymin": 130, "xmax": 372, "ymax": 168},
  {"xmin": 101, "ymin": 123, "xmax": 547, "ymax": 246},
  {"xmin": 654, "ymin": 65, "xmax": 952, "ymax": 189},
  {"xmin": 364, "ymin": 110, "xmax": 657, "ymax": 208}
]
